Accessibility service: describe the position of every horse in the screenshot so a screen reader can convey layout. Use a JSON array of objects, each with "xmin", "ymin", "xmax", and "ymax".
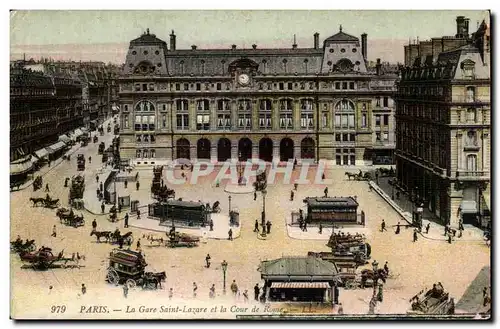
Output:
[
  {"xmin": 360, "ymin": 268, "xmax": 388, "ymax": 287},
  {"xmin": 345, "ymin": 172, "xmax": 357, "ymax": 180},
  {"xmin": 30, "ymin": 197, "xmax": 45, "ymax": 207},
  {"xmin": 90, "ymin": 230, "xmax": 112, "ymax": 242},
  {"xmin": 144, "ymin": 271, "xmax": 166, "ymax": 288},
  {"xmin": 147, "ymin": 235, "xmax": 164, "ymax": 246}
]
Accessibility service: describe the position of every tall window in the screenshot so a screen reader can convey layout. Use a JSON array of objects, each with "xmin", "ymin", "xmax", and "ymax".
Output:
[
  {"xmin": 217, "ymin": 114, "xmax": 231, "ymax": 130},
  {"xmin": 176, "ymin": 99, "xmax": 188, "ymax": 112},
  {"xmin": 383, "ymin": 97, "xmax": 389, "ymax": 107},
  {"xmin": 237, "ymin": 99, "xmax": 252, "ymax": 130},
  {"xmin": 375, "ymin": 115, "xmax": 381, "ymax": 126},
  {"xmin": 300, "ymin": 113, "xmax": 313, "ymax": 129},
  {"xmin": 280, "ymin": 99, "xmax": 293, "ymax": 129},
  {"xmin": 196, "ymin": 114, "xmax": 210, "ymax": 130},
  {"xmin": 466, "ymin": 131, "xmax": 477, "ymax": 146},
  {"xmin": 335, "ymin": 99, "xmax": 355, "ymax": 111},
  {"xmin": 238, "ymin": 99, "xmax": 252, "ymax": 112},
  {"xmin": 218, "ymin": 99, "xmax": 231, "ymax": 111},
  {"xmin": 135, "ymin": 100, "xmax": 154, "ymax": 112},
  {"xmin": 197, "ymin": 99, "xmax": 209, "ymax": 111},
  {"xmin": 466, "ymin": 86, "xmax": 475, "ymax": 102},
  {"xmin": 259, "ymin": 99, "xmax": 272, "ymax": 129},
  {"xmin": 176, "ymin": 114, "xmax": 189, "ymax": 130},
  {"xmin": 383, "ymin": 114, "xmax": 389, "ymax": 126},
  {"xmin": 467, "ymin": 108, "xmax": 476, "ymax": 122},
  {"xmin": 466, "ymin": 154, "xmax": 477, "ymax": 172}
]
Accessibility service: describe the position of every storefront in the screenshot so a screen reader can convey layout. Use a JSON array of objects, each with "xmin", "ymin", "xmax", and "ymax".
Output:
[
  {"xmin": 33, "ymin": 148, "xmax": 49, "ymax": 166},
  {"xmin": 259, "ymin": 257, "xmax": 340, "ymax": 303},
  {"xmin": 10, "ymin": 155, "xmax": 34, "ymax": 184}
]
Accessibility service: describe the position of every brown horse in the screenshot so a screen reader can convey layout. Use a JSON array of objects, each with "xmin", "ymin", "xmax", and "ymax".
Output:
[
  {"xmin": 345, "ymin": 172, "xmax": 357, "ymax": 180},
  {"xmin": 90, "ymin": 230, "xmax": 112, "ymax": 242},
  {"xmin": 30, "ymin": 197, "xmax": 45, "ymax": 207}
]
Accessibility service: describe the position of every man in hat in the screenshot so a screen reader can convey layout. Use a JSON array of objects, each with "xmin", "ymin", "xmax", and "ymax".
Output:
[
  {"xmin": 254, "ymin": 220, "xmax": 259, "ymax": 232},
  {"xmin": 124, "ymin": 213, "xmax": 129, "ymax": 228}
]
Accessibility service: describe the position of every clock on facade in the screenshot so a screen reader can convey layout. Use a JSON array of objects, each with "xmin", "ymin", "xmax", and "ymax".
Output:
[{"xmin": 238, "ymin": 73, "xmax": 250, "ymax": 86}]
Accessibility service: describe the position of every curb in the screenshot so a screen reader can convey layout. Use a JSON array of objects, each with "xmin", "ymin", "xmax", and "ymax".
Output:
[
  {"xmin": 370, "ymin": 181, "xmax": 485, "ymax": 243},
  {"xmin": 128, "ymin": 222, "xmax": 242, "ymax": 241}
]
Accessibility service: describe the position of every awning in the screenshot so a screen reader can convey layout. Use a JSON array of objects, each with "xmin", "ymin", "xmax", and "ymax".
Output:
[
  {"xmin": 58, "ymin": 134, "xmax": 71, "ymax": 144},
  {"xmin": 81, "ymin": 127, "xmax": 89, "ymax": 133},
  {"xmin": 460, "ymin": 200, "xmax": 478, "ymax": 214},
  {"xmin": 270, "ymin": 282, "xmax": 330, "ymax": 289},
  {"xmin": 10, "ymin": 157, "xmax": 33, "ymax": 175},
  {"xmin": 73, "ymin": 129, "xmax": 84, "ymax": 138},
  {"xmin": 34, "ymin": 148, "xmax": 49, "ymax": 160},
  {"xmin": 46, "ymin": 141, "xmax": 66, "ymax": 154}
]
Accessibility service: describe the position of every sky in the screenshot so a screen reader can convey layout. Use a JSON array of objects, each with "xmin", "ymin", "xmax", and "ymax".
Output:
[{"xmin": 10, "ymin": 10, "xmax": 489, "ymax": 64}]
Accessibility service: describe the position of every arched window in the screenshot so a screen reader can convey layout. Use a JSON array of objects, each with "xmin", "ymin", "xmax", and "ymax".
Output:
[
  {"xmin": 335, "ymin": 99, "xmax": 355, "ymax": 112},
  {"xmin": 135, "ymin": 100, "xmax": 155, "ymax": 112}
]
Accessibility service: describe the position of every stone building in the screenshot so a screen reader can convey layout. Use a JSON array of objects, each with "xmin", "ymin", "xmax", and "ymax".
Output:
[
  {"xmin": 395, "ymin": 16, "xmax": 490, "ymax": 228},
  {"xmin": 118, "ymin": 27, "xmax": 397, "ymax": 166}
]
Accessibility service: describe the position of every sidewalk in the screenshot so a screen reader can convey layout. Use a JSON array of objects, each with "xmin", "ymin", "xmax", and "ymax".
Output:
[
  {"xmin": 129, "ymin": 213, "xmax": 241, "ymax": 240},
  {"xmin": 372, "ymin": 178, "xmax": 485, "ymax": 242}
]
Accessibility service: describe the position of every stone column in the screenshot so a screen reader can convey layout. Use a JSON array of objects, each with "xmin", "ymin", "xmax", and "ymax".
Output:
[
  {"xmin": 231, "ymin": 139, "xmax": 238, "ymax": 160},
  {"xmin": 190, "ymin": 143, "xmax": 196, "ymax": 162},
  {"xmin": 273, "ymin": 99, "xmax": 279, "ymax": 131},
  {"xmin": 252, "ymin": 144, "xmax": 259, "ymax": 161},
  {"xmin": 190, "ymin": 99, "xmax": 196, "ymax": 131},
  {"xmin": 293, "ymin": 99, "xmax": 301, "ymax": 131},
  {"xmin": 231, "ymin": 100, "xmax": 237, "ymax": 131},
  {"xmin": 211, "ymin": 144, "xmax": 217, "ymax": 163},
  {"xmin": 252, "ymin": 99, "xmax": 259, "ymax": 132},
  {"xmin": 294, "ymin": 145, "xmax": 301, "ymax": 161},
  {"xmin": 273, "ymin": 144, "xmax": 280, "ymax": 162}
]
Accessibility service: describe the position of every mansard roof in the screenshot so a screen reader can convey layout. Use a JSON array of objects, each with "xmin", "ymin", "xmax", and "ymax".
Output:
[
  {"xmin": 324, "ymin": 30, "xmax": 359, "ymax": 43},
  {"xmin": 131, "ymin": 29, "xmax": 168, "ymax": 47}
]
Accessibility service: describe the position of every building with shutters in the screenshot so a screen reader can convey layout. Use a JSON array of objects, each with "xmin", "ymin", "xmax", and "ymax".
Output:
[
  {"xmin": 118, "ymin": 27, "xmax": 398, "ymax": 166},
  {"xmin": 395, "ymin": 16, "xmax": 490, "ymax": 228}
]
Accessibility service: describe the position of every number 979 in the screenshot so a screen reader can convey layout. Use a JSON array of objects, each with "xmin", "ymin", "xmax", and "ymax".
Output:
[{"xmin": 51, "ymin": 305, "xmax": 66, "ymax": 313}]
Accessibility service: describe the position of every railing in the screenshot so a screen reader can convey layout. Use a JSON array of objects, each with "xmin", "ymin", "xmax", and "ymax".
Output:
[{"xmin": 456, "ymin": 170, "xmax": 489, "ymax": 178}]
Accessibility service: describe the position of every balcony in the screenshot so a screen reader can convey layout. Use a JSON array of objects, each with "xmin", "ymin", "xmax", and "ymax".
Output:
[
  {"xmin": 463, "ymin": 143, "xmax": 480, "ymax": 151},
  {"xmin": 456, "ymin": 170, "xmax": 490, "ymax": 181}
]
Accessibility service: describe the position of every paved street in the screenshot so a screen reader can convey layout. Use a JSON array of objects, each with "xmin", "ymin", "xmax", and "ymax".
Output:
[{"xmin": 10, "ymin": 138, "xmax": 490, "ymax": 318}]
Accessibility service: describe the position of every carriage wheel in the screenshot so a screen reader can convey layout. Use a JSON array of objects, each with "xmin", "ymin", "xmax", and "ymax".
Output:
[
  {"xmin": 106, "ymin": 267, "xmax": 119, "ymax": 285},
  {"xmin": 126, "ymin": 279, "xmax": 136, "ymax": 289}
]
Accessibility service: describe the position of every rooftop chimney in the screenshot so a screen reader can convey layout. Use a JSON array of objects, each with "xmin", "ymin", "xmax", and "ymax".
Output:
[
  {"xmin": 252, "ymin": 44, "xmax": 257, "ymax": 49},
  {"xmin": 314, "ymin": 32, "xmax": 319, "ymax": 49},
  {"xmin": 376, "ymin": 58, "xmax": 381, "ymax": 75},
  {"xmin": 169, "ymin": 30, "xmax": 176, "ymax": 51},
  {"xmin": 231, "ymin": 44, "xmax": 237, "ymax": 50},
  {"xmin": 361, "ymin": 33, "xmax": 367, "ymax": 60},
  {"xmin": 191, "ymin": 45, "xmax": 197, "ymax": 50},
  {"xmin": 456, "ymin": 16, "xmax": 470, "ymax": 38}
]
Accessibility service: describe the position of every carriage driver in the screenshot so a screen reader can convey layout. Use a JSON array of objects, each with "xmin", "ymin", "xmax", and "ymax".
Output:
[{"xmin": 15, "ymin": 235, "xmax": 22, "ymax": 244}]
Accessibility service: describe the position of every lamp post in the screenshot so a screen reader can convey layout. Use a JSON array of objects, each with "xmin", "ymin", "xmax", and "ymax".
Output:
[
  {"xmin": 262, "ymin": 189, "xmax": 267, "ymax": 222},
  {"xmin": 228, "ymin": 195, "xmax": 232, "ymax": 215},
  {"xmin": 221, "ymin": 260, "xmax": 228, "ymax": 295}
]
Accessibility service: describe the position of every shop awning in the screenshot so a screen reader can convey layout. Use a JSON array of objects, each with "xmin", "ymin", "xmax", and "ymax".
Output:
[
  {"xmin": 46, "ymin": 141, "xmax": 66, "ymax": 154},
  {"xmin": 81, "ymin": 127, "xmax": 89, "ymax": 133},
  {"xmin": 34, "ymin": 148, "xmax": 49, "ymax": 160},
  {"xmin": 58, "ymin": 134, "xmax": 71, "ymax": 144},
  {"xmin": 460, "ymin": 200, "xmax": 478, "ymax": 214},
  {"xmin": 10, "ymin": 157, "xmax": 33, "ymax": 175},
  {"xmin": 270, "ymin": 282, "xmax": 330, "ymax": 289}
]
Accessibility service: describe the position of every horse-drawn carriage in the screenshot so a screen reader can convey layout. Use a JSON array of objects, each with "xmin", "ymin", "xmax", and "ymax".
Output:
[
  {"xmin": 30, "ymin": 195, "xmax": 60, "ymax": 209},
  {"xmin": 110, "ymin": 230, "xmax": 134, "ymax": 245},
  {"xmin": 106, "ymin": 248, "xmax": 166, "ymax": 289},
  {"xmin": 69, "ymin": 175, "xmax": 85, "ymax": 200},
  {"xmin": 345, "ymin": 170, "xmax": 372, "ymax": 181},
  {"xmin": 33, "ymin": 176, "xmax": 43, "ymax": 191},
  {"xmin": 11, "ymin": 238, "xmax": 36, "ymax": 254},
  {"xmin": 56, "ymin": 208, "xmax": 85, "ymax": 228},
  {"xmin": 109, "ymin": 205, "xmax": 118, "ymax": 222},
  {"xmin": 77, "ymin": 154, "xmax": 86, "ymax": 171},
  {"xmin": 253, "ymin": 170, "xmax": 268, "ymax": 192},
  {"xmin": 98, "ymin": 142, "xmax": 105, "ymax": 155},
  {"xmin": 408, "ymin": 283, "xmax": 455, "ymax": 315},
  {"xmin": 167, "ymin": 232, "xmax": 200, "ymax": 248},
  {"xmin": 18, "ymin": 247, "xmax": 69, "ymax": 270},
  {"xmin": 152, "ymin": 185, "xmax": 176, "ymax": 202},
  {"xmin": 93, "ymin": 135, "xmax": 98, "ymax": 143}
]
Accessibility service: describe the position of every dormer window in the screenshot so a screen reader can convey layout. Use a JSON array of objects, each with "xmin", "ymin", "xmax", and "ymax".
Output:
[{"xmin": 461, "ymin": 59, "xmax": 475, "ymax": 79}]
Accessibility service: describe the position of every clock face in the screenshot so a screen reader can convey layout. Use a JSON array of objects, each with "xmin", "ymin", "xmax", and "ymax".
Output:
[{"xmin": 238, "ymin": 74, "xmax": 250, "ymax": 85}]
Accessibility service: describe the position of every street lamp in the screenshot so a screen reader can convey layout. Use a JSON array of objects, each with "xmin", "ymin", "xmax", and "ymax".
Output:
[
  {"xmin": 228, "ymin": 195, "xmax": 232, "ymax": 215},
  {"xmin": 261, "ymin": 189, "xmax": 267, "ymax": 222},
  {"xmin": 221, "ymin": 260, "xmax": 228, "ymax": 295}
]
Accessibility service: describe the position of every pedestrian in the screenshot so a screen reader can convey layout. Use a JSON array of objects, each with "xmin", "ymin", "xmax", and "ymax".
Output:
[
  {"xmin": 413, "ymin": 229, "xmax": 418, "ymax": 242},
  {"xmin": 337, "ymin": 303, "xmax": 344, "ymax": 315},
  {"xmin": 243, "ymin": 290, "xmax": 249, "ymax": 302},
  {"xmin": 124, "ymin": 213, "xmax": 129, "ymax": 228},
  {"xmin": 303, "ymin": 221, "xmax": 308, "ymax": 232},
  {"xmin": 205, "ymin": 254, "xmax": 211, "ymax": 268},
  {"xmin": 372, "ymin": 260, "xmax": 378, "ymax": 271},
  {"xmin": 254, "ymin": 192, "xmax": 257, "ymax": 201},
  {"xmin": 136, "ymin": 239, "xmax": 141, "ymax": 251},
  {"xmin": 425, "ymin": 223, "xmax": 430, "ymax": 234},
  {"xmin": 381, "ymin": 219, "xmax": 387, "ymax": 232},
  {"xmin": 377, "ymin": 285, "xmax": 384, "ymax": 302},
  {"xmin": 45, "ymin": 183, "xmax": 50, "ymax": 192},
  {"xmin": 169, "ymin": 288, "xmax": 173, "ymax": 300},
  {"xmin": 384, "ymin": 261, "xmax": 389, "ymax": 275},
  {"xmin": 395, "ymin": 222, "xmax": 401, "ymax": 234},
  {"xmin": 81, "ymin": 284, "xmax": 86, "ymax": 295},
  {"xmin": 322, "ymin": 173, "xmax": 326, "ymax": 180},
  {"xmin": 92, "ymin": 219, "xmax": 97, "ymax": 231},
  {"xmin": 118, "ymin": 203, "xmax": 122, "ymax": 213},
  {"xmin": 299, "ymin": 219, "xmax": 303, "ymax": 231},
  {"xmin": 458, "ymin": 228, "xmax": 463, "ymax": 238},
  {"xmin": 230, "ymin": 280, "xmax": 238, "ymax": 296},
  {"xmin": 96, "ymin": 175, "xmax": 99, "ymax": 183},
  {"xmin": 319, "ymin": 223, "xmax": 323, "ymax": 234},
  {"xmin": 209, "ymin": 284, "xmax": 216, "ymax": 299},
  {"xmin": 254, "ymin": 220, "xmax": 259, "ymax": 232},
  {"xmin": 324, "ymin": 187, "xmax": 328, "ymax": 198},
  {"xmin": 293, "ymin": 158, "xmax": 297, "ymax": 170},
  {"xmin": 124, "ymin": 180, "xmax": 128, "ymax": 189},
  {"xmin": 254, "ymin": 284, "xmax": 260, "ymax": 301},
  {"xmin": 369, "ymin": 184, "xmax": 373, "ymax": 192},
  {"xmin": 99, "ymin": 182, "xmax": 103, "ymax": 192},
  {"xmin": 193, "ymin": 282, "xmax": 198, "ymax": 298},
  {"xmin": 216, "ymin": 180, "xmax": 220, "ymax": 187},
  {"xmin": 101, "ymin": 202, "xmax": 105, "ymax": 213},
  {"xmin": 88, "ymin": 156, "xmax": 92, "ymax": 164},
  {"xmin": 294, "ymin": 182, "xmax": 298, "ymax": 191},
  {"xmin": 266, "ymin": 221, "xmax": 272, "ymax": 234},
  {"xmin": 228, "ymin": 228, "xmax": 233, "ymax": 241},
  {"xmin": 333, "ymin": 282, "xmax": 339, "ymax": 304},
  {"xmin": 51, "ymin": 225, "xmax": 57, "ymax": 238},
  {"xmin": 136, "ymin": 181, "xmax": 140, "ymax": 191},
  {"xmin": 290, "ymin": 190, "xmax": 294, "ymax": 201},
  {"xmin": 123, "ymin": 284, "xmax": 128, "ymax": 298},
  {"xmin": 137, "ymin": 209, "xmax": 141, "ymax": 219},
  {"xmin": 444, "ymin": 224, "xmax": 449, "ymax": 236},
  {"xmin": 448, "ymin": 234, "xmax": 452, "ymax": 244},
  {"xmin": 119, "ymin": 237, "xmax": 124, "ymax": 249}
]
